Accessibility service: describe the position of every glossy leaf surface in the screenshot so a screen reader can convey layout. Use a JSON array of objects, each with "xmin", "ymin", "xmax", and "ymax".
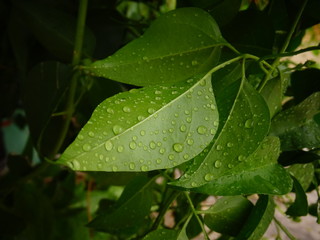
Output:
[
  {"xmin": 203, "ymin": 196, "xmax": 253, "ymax": 236},
  {"xmin": 287, "ymin": 163, "xmax": 314, "ymax": 191},
  {"xmin": 192, "ymin": 137, "xmax": 293, "ymax": 195},
  {"xmin": 260, "ymin": 76, "xmax": 282, "ymax": 118},
  {"xmin": 58, "ymin": 74, "xmax": 218, "ymax": 172},
  {"xmin": 87, "ymin": 176, "xmax": 153, "ymax": 234},
  {"xmin": 170, "ymin": 66, "xmax": 270, "ymax": 189},
  {"xmin": 236, "ymin": 195, "xmax": 275, "ymax": 240},
  {"xmin": 270, "ymin": 92, "xmax": 320, "ymax": 150},
  {"xmin": 85, "ymin": 7, "xmax": 228, "ymax": 86},
  {"xmin": 286, "ymin": 176, "xmax": 308, "ymax": 217}
]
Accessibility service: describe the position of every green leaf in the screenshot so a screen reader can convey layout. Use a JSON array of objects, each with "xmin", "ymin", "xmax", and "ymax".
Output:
[
  {"xmin": 84, "ymin": 7, "xmax": 228, "ymax": 86},
  {"xmin": 24, "ymin": 61, "xmax": 72, "ymax": 157},
  {"xmin": 287, "ymin": 163, "xmax": 314, "ymax": 191},
  {"xmin": 260, "ymin": 76, "xmax": 282, "ymax": 118},
  {"xmin": 270, "ymin": 92, "xmax": 320, "ymax": 150},
  {"xmin": 203, "ymin": 196, "xmax": 253, "ymax": 236},
  {"xmin": 87, "ymin": 176, "xmax": 154, "ymax": 235},
  {"xmin": 14, "ymin": 0, "xmax": 95, "ymax": 61},
  {"xmin": 190, "ymin": 137, "xmax": 293, "ymax": 195},
  {"xmin": 286, "ymin": 176, "xmax": 308, "ymax": 217},
  {"xmin": 58, "ymin": 73, "xmax": 218, "ymax": 172},
  {"xmin": 236, "ymin": 195, "xmax": 275, "ymax": 240},
  {"xmin": 170, "ymin": 65, "xmax": 270, "ymax": 189}
]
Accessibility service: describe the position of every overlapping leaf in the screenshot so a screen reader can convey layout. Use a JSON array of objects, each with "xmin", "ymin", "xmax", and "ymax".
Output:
[
  {"xmin": 58, "ymin": 73, "xmax": 218, "ymax": 172},
  {"xmin": 286, "ymin": 176, "xmax": 308, "ymax": 217},
  {"xmin": 170, "ymin": 64, "xmax": 270, "ymax": 189},
  {"xmin": 192, "ymin": 137, "xmax": 293, "ymax": 195},
  {"xmin": 87, "ymin": 176, "xmax": 153, "ymax": 234},
  {"xmin": 203, "ymin": 196, "xmax": 253, "ymax": 236},
  {"xmin": 270, "ymin": 92, "xmax": 320, "ymax": 150},
  {"xmin": 236, "ymin": 195, "xmax": 275, "ymax": 240},
  {"xmin": 84, "ymin": 7, "xmax": 229, "ymax": 86}
]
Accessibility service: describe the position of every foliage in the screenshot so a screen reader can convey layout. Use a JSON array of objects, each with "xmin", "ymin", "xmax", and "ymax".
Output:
[{"xmin": 1, "ymin": 0, "xmax": 320, "ymax": 239}]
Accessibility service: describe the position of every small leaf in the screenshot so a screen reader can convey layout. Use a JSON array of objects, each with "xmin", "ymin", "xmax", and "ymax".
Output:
[
  {"xmin": 270, "ymin": 92, "xmax": 320, "ymax": 151},
  {"xmin": 58, "ymin": 73, "xmax": 218, "ymax": 172},
  {"xmin": 287, "ymin": 163, "xmax": 314, "ymax": 191},
  {"xmin": 286, "ymin": 176, "xmax": 308, "ymax": 217},
  {"xmin": 87, "ymin": 176, "xmax": 153, "ymax": 235},
  {"xmin": 170, "ymin": 65, "xmax": 270, "ymax": 189},
  {"xmin": 236, "ymin": 195, "xmax": 275, "ymax": 240},
  {"xmin": 85, "ymin": 7, "xmax": 229, "ymax": 86},
  {"xmin": 203, "ymin": 196, "xmax": 253, "ymax": 236}
]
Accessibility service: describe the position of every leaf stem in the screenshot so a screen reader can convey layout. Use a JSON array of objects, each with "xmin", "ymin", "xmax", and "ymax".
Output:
[
  {"xmin": 208, "ymin": 55, "xmax": 244, "ymax": 76},
  {"xmin": 257, "ymin": 0, "xmax": 309, "ymax": 92},
  {"xmin": 184, "ymin": 192, "xmax": 209, "ymax": 240},
  {"xmin": 50, "ymin": 0, "xmax": 88, "ymax": 157},
  {"xmin": 273, "ymin": 217, "xmax": 297, "ymax": 240}
]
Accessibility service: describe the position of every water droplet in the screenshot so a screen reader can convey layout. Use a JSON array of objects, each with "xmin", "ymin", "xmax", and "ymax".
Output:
[
  {"xmin": 113, "ymin": 125, "xmax": 123, "ymax": 135},
  {"xmin": 186, "ymin": 117, "xmax": 192, "ymax": 123},
  {"xmin": 137, "ymin": 115, "xmax": 145, "ymax": 121},
  {"xmin": 216, "ymin": 144, "xmax": 223, "ymax": 150},
  {"xmin": 82, "ymin": 143, "xmax": 91, "ymax": 151},
  {"xmin": 173, "ymin": 143, "xmax": 184, "ymax": 153},
  {"xmin": 214, "ymin": 160, "xmax": 222, "ymax": 168},
  {"xmin": 148, "ymin": 108, "xmax": 155, "ymax": 114},
  {"xmin": 155, "ymin": 90, "xmax": 162, "ymax": 94},
  {"xmin": 78, "ymin": 134, "xmax": 84, "ymax": 140},
  {"xmin": 227, "ymin": 163, "xmax": 233, "ymax": 169},
  {"xmin": 204, "ymin": 173, "xmax": 214, "ymax": 181},
  {"xmin": 141, "ymin": 165, "xmax": 149, "ymax": 171},
  {"xmin": 149, "ymin": 141, "xmax": 156, "ymax": 149},
  {"xmin": 187, "ymin": 139, "xmax": 194, "ymax": 145},
  {"xmin": 197, "ymin": 125, "xmax": 207, "ymax": 135},
  {"xmin": 88, "ymin": 131, "xmax": 95, "ymax": 137},
  {"xmin": 168, "ymin": 154, "xmax": 175, "ymax": 160},
  {"xmin": 105, "ymin": 140, "xmax": 113, "ymax": 151},
  {"xmin": 123, "ymin": 106, "xmax": 131, "ymax": 113},
  {"xmin": 159, "ymin": 148, "xmax": 165, "ymax": 154},
  {"xmin": 197, "ymin": 90, "xmax": 202, "ymax": 96},
  {"xmin": 192, "ymin": 60, "xmax": 198, "ymax": 66},
  {"xmin": 180, "ymin": 124, "xmax": 187, "ymax": 132},
  {"xmin": 183, "ymin": 154, "xmax": 189, "ymax": 160},
  {"xmin": 156, "ymin": 159, "xmax": 162, "ymax": 164},
  {"xmin": 112, "ymin": 166, "xmax": 118, "ymax": 171},
  {"xmin": 238, "ymin": 155, "xmax": 245, "ymax": 161},
  {"xmin": 140, "ymin": 130, "xmax": 146, "ymax": 136},
  {"xmin": 210, "ymin": 129, "xmax": 216, "ymax": 135},
  {"xmin": 227, "ymin": 142, "xmax": 233, "ymax": 148},
  {"xmin": 107, "ymin": 108, "xmax": 114, "ymax": 114},
  {"xmin": 213, "ymin": 121, "xmax": 219, "ymax": 127},
  {"xmin": 191, "ymin": 182, "xmax": 197, "ymax": 187},
  {"xmin": 245, "ymin": 119, "xmax": 253, "ymax": 128},
  {"xmin": 129, "ymin": 141, "xmax": 137, "ymax": 150},
  {"xmin": 71, "ymin": 160, "xmax": 81, "ymax": 169},
  {"xmin": 129, "ymin": 162, "xmax": 136, "ymax": 170},
  {"xmin": 117, "ymin": 145, "xmax": 124, "ymax": 152}
]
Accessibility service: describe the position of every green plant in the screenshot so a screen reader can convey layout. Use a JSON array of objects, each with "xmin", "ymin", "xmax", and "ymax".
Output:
[{"xmin": 1, "ymin": 0, "xmax": 320, "ymax": 239}]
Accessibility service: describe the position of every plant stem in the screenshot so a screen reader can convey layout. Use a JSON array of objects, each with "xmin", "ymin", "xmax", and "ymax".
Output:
[
  {"xmin": 273, "ymin": 217, "xmax": 297, "ymax": 240},
  {"xmin": 208, "ymin": 55, "xmax": 243, "ymax": 76},
  {"xmin": 50, "ymin": 0, "xmax": 88, "ymax": 157},
  {"xmin": 257, "ymin": 0, "xmax": 309, "ymax": 92},
  {"xmin": 151, "ymin": 189, "xmax": 180, "ymax": 230},
  {"xmin": 184, "ymin": 192, "xmax": 209, "ymax": 240}
]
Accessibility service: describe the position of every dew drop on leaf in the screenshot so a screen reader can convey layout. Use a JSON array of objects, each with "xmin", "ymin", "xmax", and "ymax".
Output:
[
  {"xmin": 141, "ymin": 165, "xmax": 149, "ymax": 171},
  {"xmin": 204, "ymin": 173, "xmax": 214, "ymax": 181},
  {"xmin": 244, "ymin": 119, "xmax": 253, "ymax": 128},
  {"xmin": 129, "ymin": 162, "xmax": 136, "ymax": 170},
  {"xmin": 180, "ymin": 124, "xmax": 187, "ymax": 132},
  {"xmin": 117, "ymin": 145, "xmax": 124, "ymax": 152},
  {"xmin": 173, "ymin": 143, "xmax": 184, "ymax": 153},
  {"xmin": 105, "ymin": 140, "xmax": 113, "ymax": 151},
  {"xmin": 214, "ymin": 160, "xmax": 222, "ymax": 168},
  {"xmin": 197, "ymin": 125, "xmax": 207, "ymax": 135},
  {"xmin": 113, "ymin": 125, "xmax": 124, "ymax": 135},
  {"xmin": 122, "ymin": 106, "xmax": 131, "ymax": 113},
  {"xmin": 88, "ymin": 131, "xmax": 95, "ymax": 137},
  {"xmin": 168, "ymin": 154, "xmax": 175, "ymax": 160},
  {"xmin": 129, "ymin": 141, "xmax": 137, "ymax": 150},
  {"xmin": 82, "ymin": 143, "xmax": 91, "ymax": 152}
]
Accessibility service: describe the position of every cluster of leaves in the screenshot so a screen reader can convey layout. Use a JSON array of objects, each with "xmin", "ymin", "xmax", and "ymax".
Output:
[{"xmin": 1, "ymin": 0, "xmax": 320, "ymax": 239}]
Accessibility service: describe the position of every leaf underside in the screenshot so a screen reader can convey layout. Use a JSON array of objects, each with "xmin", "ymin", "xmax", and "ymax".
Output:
[
  {"xmin": 58, "ymin": 73, "xmax": 218, "ymax": 172},
  {"xmin": 85, "ymin": 7, "xmax": 228, "ymax": 86}
]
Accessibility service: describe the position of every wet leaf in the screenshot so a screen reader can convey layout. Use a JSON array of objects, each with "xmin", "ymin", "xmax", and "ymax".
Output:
[
  {"xmin": 84, "ymin": 7, "xmax": 229, "ymax": 86},
  {"xmin": 236, "ymin": 195, "xmax": 275, "ymax": 240},
  {"xmin": 143, "ymin": 228, "xmax": 188, "ymax": 240},
  {"xmin": 270, "ymin": 92, "xmax": 320, "ymax": 151},
  {"xmin": 170, "ymin": 65, "xmax": 270, "ymax": 189},
  {"xmin": 58, "ymin": 73, "xmax": 218, "ymax": 172},
  {"xmin": 188, "ymin": 137, "xmax": 292, "ymax": 195},
  {"xmin": 203, "ymin": 196, "xmax": 253, "ymax": 236},
  {"xmin": 287, "ymin": 163, "xmax": 314, "ymax": 191},
  {"xmin": 286, "ymin": 176, "xmax": 308, "ymax": 217},
  {"xmin": 87, "ymin": 176, "xmax": 153, "ymax": 234},
  {"xmin": 260, "ymin": 76, "xmax": 282, "ymax": 118}
]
